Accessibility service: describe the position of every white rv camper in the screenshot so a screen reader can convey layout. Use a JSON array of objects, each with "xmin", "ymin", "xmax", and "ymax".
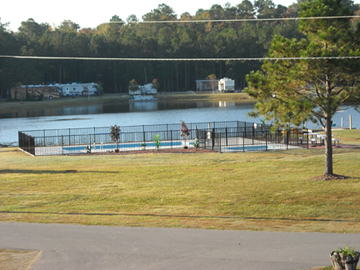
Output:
[
  {"xmin": 10, "ymin": 85, "xmax": 60, "ymax": 100},
  {"xmin": 218, "ymin": 77, "xmax": 235, "ymax": 93},
  {"xmin": 129, "ymin": 83, "xmax": 157, "ymax": 95},
  {"xmin": 56, "ymin": 82, "xmax": 100, "ymax": 97},
  {"xmin": 141, "ymin": 83, "xmax": 157, "ymax": 95}
]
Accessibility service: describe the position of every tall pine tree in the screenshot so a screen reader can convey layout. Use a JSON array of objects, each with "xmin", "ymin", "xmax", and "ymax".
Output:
[{"xmin": 246, "ymin": 0, "xmax": 360, "ymax": 178}]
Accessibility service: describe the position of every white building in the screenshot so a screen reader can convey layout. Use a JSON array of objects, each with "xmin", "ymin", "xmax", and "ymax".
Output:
[{"xmin": 195, "ymin": 79, "xmax": 219, "ymax": 91}]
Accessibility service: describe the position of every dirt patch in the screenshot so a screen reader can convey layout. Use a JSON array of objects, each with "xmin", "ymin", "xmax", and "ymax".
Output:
[
  {"xmin": 306, "ymin": 144, "xmax": 360, "ymax": 150},
  {"xmin": 0, "ymin": 249, "xmax": 41, "ymax": 270},
  {"xmin": 312, "ymin": 174, "xmax": 350, "ymax": 181}
]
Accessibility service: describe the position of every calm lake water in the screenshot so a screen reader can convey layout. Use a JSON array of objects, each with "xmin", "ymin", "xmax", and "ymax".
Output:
[{"xmin": 0, "ymin": 100, "xmax": 359, "ymax": 146}]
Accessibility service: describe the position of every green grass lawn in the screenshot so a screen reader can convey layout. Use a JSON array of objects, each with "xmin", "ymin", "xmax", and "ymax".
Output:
[{"xmin": 0, "ymin": 130, "xmax": 359, "ymax": 233}]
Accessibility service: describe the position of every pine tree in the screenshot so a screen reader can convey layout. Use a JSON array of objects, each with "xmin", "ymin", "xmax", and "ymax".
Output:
[{"xmin": 246, "ymin": 0, "xmax": 360, "ymax": 178}]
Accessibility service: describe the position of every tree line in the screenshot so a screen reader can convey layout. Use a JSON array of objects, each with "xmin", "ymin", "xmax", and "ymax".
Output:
[{"xmin": 0, "ymin": 0, "xmax": 359, "ymax": 97}]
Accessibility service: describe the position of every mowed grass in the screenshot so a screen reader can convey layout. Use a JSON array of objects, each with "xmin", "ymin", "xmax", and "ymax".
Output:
[{"xmin": 0, "ymin": 130, "xmax": 359, "ymax": 232}]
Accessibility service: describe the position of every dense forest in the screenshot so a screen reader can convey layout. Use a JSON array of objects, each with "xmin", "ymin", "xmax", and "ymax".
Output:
[{"xmin": 0, "ymin": 0, "xmax": 359, "ymax": 97}]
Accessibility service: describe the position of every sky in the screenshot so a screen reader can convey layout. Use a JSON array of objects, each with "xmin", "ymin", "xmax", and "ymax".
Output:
[{"xmin": 2, "ymin": 0, "xmax": 360, "ymax": 32}]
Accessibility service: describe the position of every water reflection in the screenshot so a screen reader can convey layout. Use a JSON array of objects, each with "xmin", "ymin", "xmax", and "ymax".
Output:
[
  {"xmin": 0, "ymin": 100, "xmax": 248, "ymax": 119},
  {"xmin": 129, "ymin": 101, "xmax": 158, "ymax": 112},
  {"xmin": 0, "ymin": 105, "xmax": 104, "ymax": 118},
  {"xmin": 219, "ymin": 101, "xmax": 235, "ymax": 107},
  {"xmin": 61, "ymin": 105, "xmax": 103, "ymax": 115}
]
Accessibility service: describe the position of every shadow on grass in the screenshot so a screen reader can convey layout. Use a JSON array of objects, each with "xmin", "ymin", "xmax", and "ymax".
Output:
[
  {"xmin": 1, "ymin": 210, "xmax": 360, "ymax": 223},
  {"xmin": 0, "ymin": 169, "xmax": 119, "ymax": 174}
]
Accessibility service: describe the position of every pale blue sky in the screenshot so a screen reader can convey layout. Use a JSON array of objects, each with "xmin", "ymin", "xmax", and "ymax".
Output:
[{"xmin": 2, "ymin": 0, "xmax": 360, "ymax": 32}]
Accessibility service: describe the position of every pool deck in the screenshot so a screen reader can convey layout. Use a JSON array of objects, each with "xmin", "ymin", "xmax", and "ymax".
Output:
[
  {"xmin": 34, "ymin": 140, "xmax": 188, "ymax": 156},
  {"xmin": 30, "ymin": 136, "xmax": 358, "ymax": 156}
]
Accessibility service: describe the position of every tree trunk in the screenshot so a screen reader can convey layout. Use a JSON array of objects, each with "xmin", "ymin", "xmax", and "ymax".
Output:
[{"xmin": 324, "ymin": 116, "xmax": 333, "ymax": 176}]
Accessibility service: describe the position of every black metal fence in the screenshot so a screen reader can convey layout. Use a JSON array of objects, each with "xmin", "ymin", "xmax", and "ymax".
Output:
[
  {"xmin": 198, "ymin": 127, "xmax": 309, "ymax": 153},
  {"xmin": 18, "ymin": 131, "xmax": 35, "ymax": 155},
  {"xmin": 18, "ymin": 121, "xmax": 309, "ymax": 156}
]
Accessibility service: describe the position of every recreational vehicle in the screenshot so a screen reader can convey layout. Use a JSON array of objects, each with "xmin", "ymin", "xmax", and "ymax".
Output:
[
  {"xmin": 55, "ymin": 82, "xmax": 100, "ymax": 97},
  {"xmin": 218, "ymin": 77, "xmax": 235, "ymax": 93},
  {"xmin": 10, "ymin": 85, "xmax": 60, "ymax": 100}
]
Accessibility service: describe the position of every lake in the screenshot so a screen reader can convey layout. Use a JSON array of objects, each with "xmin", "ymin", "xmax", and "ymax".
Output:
[{"xmin": 0, "ymin": 100, "xmax": 358, "ymax": 146}]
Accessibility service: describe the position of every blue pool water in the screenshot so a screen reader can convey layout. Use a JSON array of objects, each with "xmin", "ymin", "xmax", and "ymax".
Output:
[
  {"xmin": 226, "ymin": 145, "xmax": 276, "ymax": 151},
  {"xmin": 63, "ymin": 141, "xmax": 189, "ymax": 151}
]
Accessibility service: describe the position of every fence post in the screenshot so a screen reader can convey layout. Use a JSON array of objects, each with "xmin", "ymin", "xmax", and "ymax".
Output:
[
  {"xmin": 219, "ymin": 132, "xmax": 222, "ymax": 153},
  {"xmin": 244, "ymin": 122, "xmax": 247, "ymax": 138},
  {"xmin": 265, "ymin": 130, "xmax": 268, "ymax": 151},
  {"xmin": 208, "ymin": 122, "xmax": 211, "ymax": 139},
  {"xmin": 226, "ymin": 126, "xmax": 228, "ymax": 146},
  {"xmin": 287, "ymin": 131, "xmax": 289, "ymax": 150},
  {"xmin": 243, "ymin": 131, "xmax": 245, "ymax": 152},
  {"xmin": 204, "ymin": 130, "xmax": 206, "ymax": 149},
  {"xmin": 43, "ymin": 129, "xmax": 46, "ymax": 147},
  {"xmin": 143, "ymin": 125, "xmax": 145, "ymax": 142},
  {"xmin": 252, "ymin": 124, "xmax": 255, "ymax": 145},
  {"xmin": 195, "ymin": 125, "xmax": 198, "ymax": 139},
  {"xmin": 171, "ymin": 130, "xmax": 173, "ymax": 148},
  {"xmin": 307, "ymin": 130, "xmax": 309, "ymax": 149},
  {"xmin": 18, "ymin": 131, "xmax": 21, "ymax": 149},
  {"xmin": 69, "ymin": 128, "xmax": 71, "ymax": 145},
  {"xmin": 212, "ymin": 128, "xmax": 215, "ymax": 150}
]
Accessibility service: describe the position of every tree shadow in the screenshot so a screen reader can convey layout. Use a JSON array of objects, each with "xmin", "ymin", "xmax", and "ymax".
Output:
[
  {"xmin": 0, "ymin": 210, "xmax": 358, "ymax": 224},
  {"xmin": 0, "ymin": 169, "xmax": 119, "ymax": 174}
]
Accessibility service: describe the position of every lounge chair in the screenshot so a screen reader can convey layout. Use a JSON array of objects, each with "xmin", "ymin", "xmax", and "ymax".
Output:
[{"xmin": 332, "ymin": 138, "xmax": 340, "ymax": 147}]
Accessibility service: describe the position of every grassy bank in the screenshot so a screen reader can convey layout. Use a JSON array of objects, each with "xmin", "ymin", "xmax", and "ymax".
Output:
[
  {"xmin": 0, "ymin": 92, "xmax": 254, "ymax": 115},
  {"xmin": 1, "ymin": 130, "xmax": 360, "ymax": 233}
]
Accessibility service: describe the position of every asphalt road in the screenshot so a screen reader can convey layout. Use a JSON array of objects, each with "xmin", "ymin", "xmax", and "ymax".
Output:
[{"xmin": 1, "ymin": 222, "xmax": 359, "ymax": 270}]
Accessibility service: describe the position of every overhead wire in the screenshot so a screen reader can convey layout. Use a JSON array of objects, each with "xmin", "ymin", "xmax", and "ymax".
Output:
[{"xmin": 1, "ymin": 55, "xmax": 360, "ymax": 61}]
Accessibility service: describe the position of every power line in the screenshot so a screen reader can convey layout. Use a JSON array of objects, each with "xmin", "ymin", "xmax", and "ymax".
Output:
[
  {"xmin": 1, "ymin": 55, "xmax": 360, "ymax": 61},
  {"xmin": 110, "ymin": 15, "xmax": 360, "ymax": 24}
]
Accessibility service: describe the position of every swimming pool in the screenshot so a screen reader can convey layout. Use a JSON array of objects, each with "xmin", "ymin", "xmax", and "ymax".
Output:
[
  {"xmin": 63, "ymin": 141, "xmax": 191, "ymax": 152},
  {"xmin": 225, "ymin": 145, "xmax": 277, "ymax": 151}
]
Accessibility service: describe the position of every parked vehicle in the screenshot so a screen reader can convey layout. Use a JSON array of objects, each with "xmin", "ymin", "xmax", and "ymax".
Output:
[
  {"xmin": 54, "ymin": 82, "xmax": 100, "ymax": 97},
  {"xmin": 218, "ymin": 77, "xmax": 235, "ymax": 93},
  {"xmin": 10, "ymin": 85, "xmax": 60, "ymax": 100},
  {"xmin": 129, "ymin": 83, "xmax": 157, "ymax": 96}
]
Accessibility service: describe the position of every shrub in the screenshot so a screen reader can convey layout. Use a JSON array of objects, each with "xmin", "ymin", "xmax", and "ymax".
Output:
[
  {"xmin": 110, "ymin": 125, "xmax": 121, "ymax": 151},
  {"xmin": 154, "ymin": 134, "xmax": 160, "ymax": 150},
  {"xmin": 193, "ymin": 138, "xmax": 200, "ymax": 150}
]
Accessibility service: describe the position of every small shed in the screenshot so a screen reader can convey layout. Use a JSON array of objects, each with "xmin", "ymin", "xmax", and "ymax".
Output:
[{"xmin": 196, "ymin": 79, "xmax": 219, "ymax": 91}]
